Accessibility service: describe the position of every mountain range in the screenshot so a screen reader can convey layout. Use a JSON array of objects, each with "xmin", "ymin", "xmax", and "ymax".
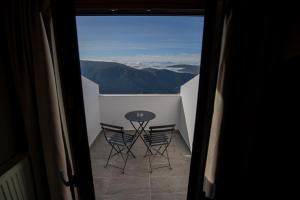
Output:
[{"xmin": 80, "ymin": 60, "xmax": 199, "ymax": 94}]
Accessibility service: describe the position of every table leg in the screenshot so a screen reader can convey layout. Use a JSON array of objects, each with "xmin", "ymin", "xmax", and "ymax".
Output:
[{"xmin": 128, "ymin": 120, "xmax": 153, "ymax": 155}]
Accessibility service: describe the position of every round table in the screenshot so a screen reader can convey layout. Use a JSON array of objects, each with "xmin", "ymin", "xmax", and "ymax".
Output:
[
  {"xmin": 125, "ymin": 110, "xmax": 156, "ymax": 122},
  {"xmin": 125, "ymin": 110, "xmax": 156, "ymax": 154}
]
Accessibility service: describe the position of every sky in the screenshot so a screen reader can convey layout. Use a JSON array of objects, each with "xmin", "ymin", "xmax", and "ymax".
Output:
[{"xmin": 76, "ymin": 16, "xmax": 204, "ymax": 67}]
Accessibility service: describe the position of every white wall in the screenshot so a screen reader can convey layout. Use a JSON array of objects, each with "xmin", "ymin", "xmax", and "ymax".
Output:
[
  {"xmin": 178, "ymin": 75, "xmax": 200, "ymax": 151},
  {"xmin": 99, "ymin": 94, "xmax": 181, "ymax": 130},
  {"xmin": 81, "ymin": 76, "xmax": 101, "ymax": 146},
  {"xmin": 81, "ymin": 75, "xmax": 199, "ymax": 150},
  {"xmin": 178, "ymin": 101, "xmax": 190, "ymax": 148}
]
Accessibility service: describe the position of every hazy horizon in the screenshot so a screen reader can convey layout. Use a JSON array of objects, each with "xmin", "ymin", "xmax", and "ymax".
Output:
[{"xmin": 80, "ymin": 59, "xmax": 200, "ymax": 73}]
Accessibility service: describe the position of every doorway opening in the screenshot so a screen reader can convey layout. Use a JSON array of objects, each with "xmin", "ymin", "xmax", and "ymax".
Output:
[{"xmin": 76, "ymin": 15, "xmax": 204, "ymax": 199}]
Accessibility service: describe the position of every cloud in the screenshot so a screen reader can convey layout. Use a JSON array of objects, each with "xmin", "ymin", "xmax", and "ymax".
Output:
[
  {"xmin": 80, "ymin": 53, "xmax": 201, "ymax": 68},
  {"xmin": 78, "ymin": 39, "xmax": 202, "ymax": 52}
]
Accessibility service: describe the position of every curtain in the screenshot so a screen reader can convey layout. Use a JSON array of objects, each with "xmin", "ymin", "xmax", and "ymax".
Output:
[
  {"xmin": 3, "ymin": 0, "xmax": 50, "ymax": 199},
  {"xmin": 33, "ymin": 13, "xmax": 75, "ymax": 200},
  {"xmin": 203, "ymin": 11, "xmax": 232, "ymax": 198},
  {"xmin": 3, "ymin": 0, "xmax": 76, "ymax": 199}
]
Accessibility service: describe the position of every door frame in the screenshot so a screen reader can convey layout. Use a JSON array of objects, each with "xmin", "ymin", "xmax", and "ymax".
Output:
[
  {"xmin": 51, "ymin": 0, "xmax": 224, "ymax": 199},
  {"xmin": 187, "ymin": 0, "xmax": 225, "ymax": 199},
  {"xmin": 51, "ymin": 0, "xmax": 95, "ymax": 199}
]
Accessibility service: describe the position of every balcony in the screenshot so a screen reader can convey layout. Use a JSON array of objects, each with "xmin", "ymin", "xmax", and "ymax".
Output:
[{"xmin": 81, "ymin": 75, "xmax": 199, "ymax": 200}]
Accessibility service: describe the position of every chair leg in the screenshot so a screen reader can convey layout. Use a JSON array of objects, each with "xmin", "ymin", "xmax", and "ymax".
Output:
[
  {"xmin": 154, "ymin": 145, "xmax": 163, "ymax": 156},
  {"xmin": 164, "ymin": 144, "xmax": 172, "ymax": 170},
  {"xmin": 105, "ymin": 146, "xmax": 114, "ymax": 168},
  {"xmin": 116, "ymin": 145, "xmax": 125, "ymax": 161},
  {"xmin": 125, "ymin": 143, "xmax": 136, "ymax": 159},
  {"xmin": 122, "ymin": 151, "xmax": 130, "ymax": 174},
  {"xmin": 130, "ymin": 152, "xmax": 136, "ymax": 158}
]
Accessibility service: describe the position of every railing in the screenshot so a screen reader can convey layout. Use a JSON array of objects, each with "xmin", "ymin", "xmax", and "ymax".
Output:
[{"xmin": 82, "ymin": 75, "xmax": 199, "ymax": 151}]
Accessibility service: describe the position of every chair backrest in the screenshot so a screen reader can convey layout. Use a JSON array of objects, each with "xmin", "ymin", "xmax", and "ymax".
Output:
[
  {"xmin": 100, "ymin": 122, "xmax": 125, "ymax": 142},
  {"xmin": 149, "ymin": 124, "xmax": 176, "ymax": 143}
]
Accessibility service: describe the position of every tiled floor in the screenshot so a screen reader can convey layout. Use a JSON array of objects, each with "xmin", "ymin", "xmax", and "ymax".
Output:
[{"xmin": 90, "ymin": 131, "xmax": 191, "ymax": 200}]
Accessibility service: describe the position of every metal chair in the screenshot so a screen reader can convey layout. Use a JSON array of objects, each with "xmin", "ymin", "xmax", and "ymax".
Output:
[
  {"xmin": 143, "ymin": 124, "xmax": 175, "ymax": 173},
  {"xmin": 100, "ymin": 122, "xmax": 135, "ymax": 173}
]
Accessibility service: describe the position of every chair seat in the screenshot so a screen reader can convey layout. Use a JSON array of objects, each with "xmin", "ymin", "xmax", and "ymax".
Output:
[
  {"xmin": 144, "ymin": 133, "xmax": 169, "ymax": 146},
  {"xmin": 108, "ymin": 133, "xmax": 134, "ymax": 146}
]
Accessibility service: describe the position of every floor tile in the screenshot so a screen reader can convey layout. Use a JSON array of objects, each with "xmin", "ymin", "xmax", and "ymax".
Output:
[
  {"xmin": 150, "ymin": 176, "xmax": 189, "ymax": 193},
  {"xmin": 91, "ymin": 131, "xmax": 191, "ymax": 199}
]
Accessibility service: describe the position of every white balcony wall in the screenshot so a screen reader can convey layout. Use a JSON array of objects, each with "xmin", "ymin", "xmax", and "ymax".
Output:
[
  {"xmin": 81, "ymin": 76, "xmax": 101, "ymax": 146},
  {"xmin": 178, "ymin": 75, "xmax": 200, "ymax": 151},
  {"xmin": 99, "ymin": 94, "xmax": 181, "ymax": 130},
  {"xmin": 81, "ymin": 75, "xmax": 199, "ymax": 150}
]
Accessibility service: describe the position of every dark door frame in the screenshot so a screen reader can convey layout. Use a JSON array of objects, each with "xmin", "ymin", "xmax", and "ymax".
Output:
[
  {"xmin": 51, "ymin": 0, "xmax": 225, "ymax": 199},
  {"xmin": 187, "ymin": 0, "xmax": 225, "ymax": 199},
  {"xmin": 51, "ymin": 0, "xmax": 95, "ymax": 199}
]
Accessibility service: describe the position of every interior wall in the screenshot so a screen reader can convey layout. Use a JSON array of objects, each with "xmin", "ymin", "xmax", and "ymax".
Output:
[{"xmin": 0, "ymin": 55, "xmax": 26, "ymax": 168}]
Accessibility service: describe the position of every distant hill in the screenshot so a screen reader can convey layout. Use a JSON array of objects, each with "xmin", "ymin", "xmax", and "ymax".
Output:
[
  {"xmin": 167, "ymin": 64, "xmax": 200, "ymax": 74},
  {"xmin": 80, "ymin": 60, "xmax": 198, "ymax": 94}
]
